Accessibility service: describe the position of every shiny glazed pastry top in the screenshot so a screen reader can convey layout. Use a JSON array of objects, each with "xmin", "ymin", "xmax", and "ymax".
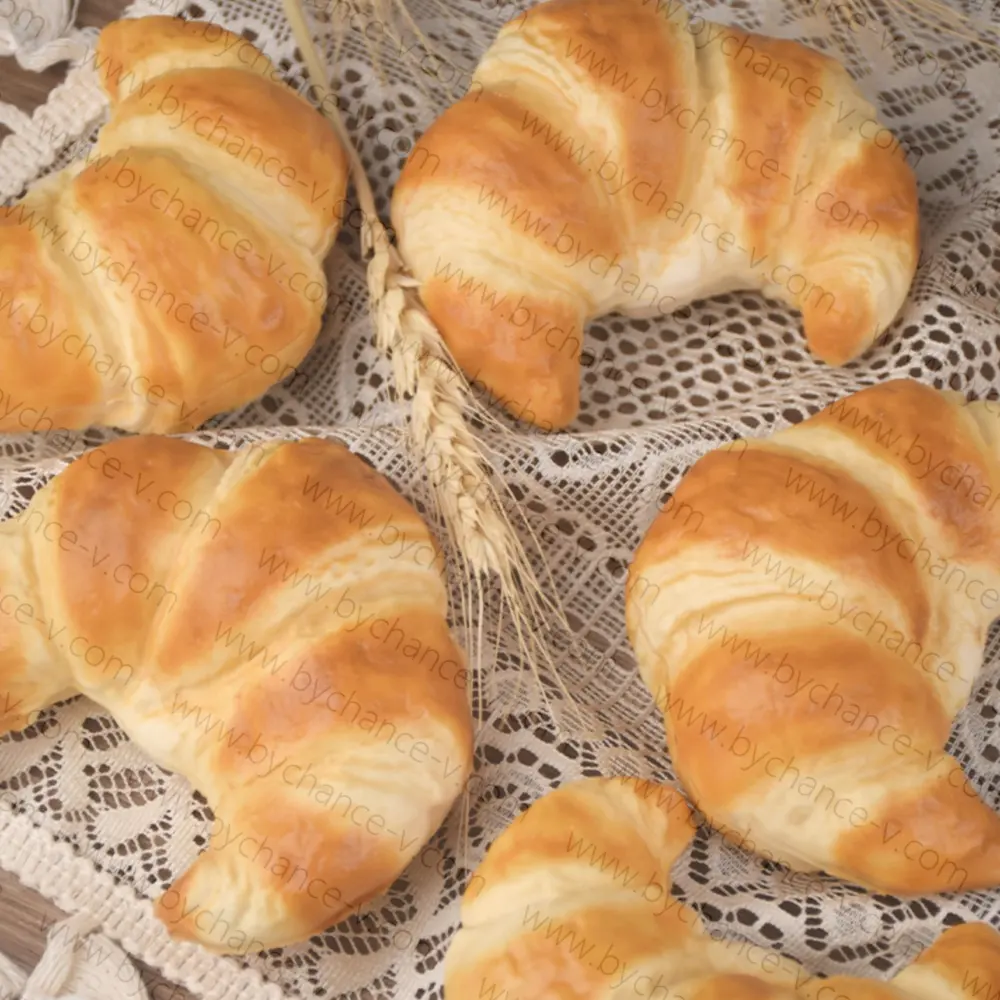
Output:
[
  {"xmin": 392, "ymin": 0, "xmax": 919, "ymax": 429},
  {"xmin": 444, "ymin": 776, "xmax": 1000, "ymax": 999},
  {"xmin": 0, "ymin": 436, "xmax": 473, "ymax": 952},
  {"xmin": 0, "ymin": 16, "xmax": 348, "ymax": 435},
  {"xmin": 627, "ymin": 379, "xmax": 1000, "ymax": 895}
]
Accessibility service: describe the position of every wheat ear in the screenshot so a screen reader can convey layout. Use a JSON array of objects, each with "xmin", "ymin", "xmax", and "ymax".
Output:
[
  {"xmin": 866, "ymin": 0, "xmax": 1000, "ymax": 55},
  {"xmin": 320, "ymin": 0, "xmax": 468, "ymax": 101},
  {"xmin": 280, "ymin": 0, "xmax": 585, "ymax": 737}
]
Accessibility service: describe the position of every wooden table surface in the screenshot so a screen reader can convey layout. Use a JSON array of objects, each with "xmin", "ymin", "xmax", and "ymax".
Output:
[{"xmin": 2, "ymin": 5, "xmax": 201, "ymax": 996}]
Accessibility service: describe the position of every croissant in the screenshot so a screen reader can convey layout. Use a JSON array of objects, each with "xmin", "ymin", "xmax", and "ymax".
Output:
[
  {"xmin": 391, "ymin": 0, "xmax": 920, "ymax": 430},
  {"xmin": 0, "ymin": 436, "xmax": 473, "ymax": 952},
  {"xmin": 446, "ymin": 776, "xmax": 1000, "ymax": 1000},
  {"xmin": 0, "ymin": 16, "xmax": 348, "ymax": 435},
  {"xmin": 626, "ymin": 378, "xmax": 1000, "ymax": 895}
]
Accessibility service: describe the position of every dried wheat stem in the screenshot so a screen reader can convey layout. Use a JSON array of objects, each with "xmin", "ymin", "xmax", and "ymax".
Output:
[
  {"xmin": 281, "ymin": 0, "xmax": 578, "ymax": 720},
  {"xmin": 874, "ymin": 0, "xmax": 1000, "ymax": 54},
  {"xmin": 331, "ymin": 0, "xmax": 464, "ymax": 100}
]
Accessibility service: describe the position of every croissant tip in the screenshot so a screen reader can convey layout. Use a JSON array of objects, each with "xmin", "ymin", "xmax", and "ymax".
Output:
[{"xmin": 153, "ymin": 893, "xmax": 247, "ymax": 955}]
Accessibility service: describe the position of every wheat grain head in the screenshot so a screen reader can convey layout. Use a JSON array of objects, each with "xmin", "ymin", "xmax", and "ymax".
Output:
[{"xmin": 281, "ymin": 0, "xmax": 590, "ymax": 744}]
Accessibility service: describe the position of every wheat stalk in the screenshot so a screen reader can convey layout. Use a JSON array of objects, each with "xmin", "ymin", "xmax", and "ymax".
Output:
[
  {"xmin": 281, "ymin": 0, "xmax": 584, "ymax": 739},
  {"xmin": 871, "ymin": 0, "xmax": 1000, "ymax": 55},
  {"xmin": 318, "ymin": 0, "xmax": 468, "ymax": 101}
]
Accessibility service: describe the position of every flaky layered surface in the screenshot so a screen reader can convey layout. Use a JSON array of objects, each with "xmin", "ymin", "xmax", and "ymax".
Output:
[
  {"xmin": 392, "ymin": 0, "xmax": 919, "ymax": 429},
  {"xmin": 627, "ymin": 379, "xmax": 1000, "ymax": 894},
  {"xmin": 0, "ymin": 436, "xmax": 473, "ymax": 952},
  {"xmin": 0, "ymin": 16, "xmax": 348, "ymax": 434},
  {"xmin": 444, "ymin": 777, "xmax": 1000, "ymax": 1000}
]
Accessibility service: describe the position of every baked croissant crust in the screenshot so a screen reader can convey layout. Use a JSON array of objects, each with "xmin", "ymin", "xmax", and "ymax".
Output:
[
  {"xmin": 627, "ymin": 378, "xmax": 1000, "ymax": 894},
  {"xmin": 392, "ymin": 0, "xmax": 919, "ymax": 430},
  {"xmin": 445, "ymin": 776, "xmax": 1000, "ymax": 1000},
  {"xmin": 0, "ymin": 436, "xmax": 473, "ymax": 952},
  {"xmin": 0, "ymin": 17, "xmax": 348, "ymax": 435}
]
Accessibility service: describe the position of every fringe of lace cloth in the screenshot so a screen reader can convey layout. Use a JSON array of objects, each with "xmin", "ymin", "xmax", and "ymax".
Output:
[
  {"xmin": 0, "ymin": 798, "xmax": 289, "ymax": 999},
  {"xmin": 0, "ymin": 0, "xmax": 103, "ymax": 199},
  {"xmin": 0, "ymin": 0, "xmax": 93, "ymax": 69},
  {"xmin": 0, "ymin": 910, "xmax": 149, "ymax": 1000}
]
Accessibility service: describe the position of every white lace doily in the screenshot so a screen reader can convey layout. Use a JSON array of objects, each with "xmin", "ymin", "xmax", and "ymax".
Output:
[{"xmin": 0, "ymin": 0, "xmax": 998, "ymax": 997}]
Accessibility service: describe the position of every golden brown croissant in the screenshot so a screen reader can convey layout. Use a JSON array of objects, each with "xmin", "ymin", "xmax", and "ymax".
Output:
[
  {"xmin": 0, "ymin": 17, "xmax": 348, "ymax": 435},
  {"xmin": 445, "ymin": 776, "xmax": 1000, "ymax": 1000},
  {"xmin": 0, "ymin": 436, "xmax": 473, "ymax": 952},
  {"xmin": 627, "ymin": 378, "xmax": 1000, "ymax": 895},
  {"xmin": 391, "ymin": 0, "xmax": 920, "ymax": 430}
]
